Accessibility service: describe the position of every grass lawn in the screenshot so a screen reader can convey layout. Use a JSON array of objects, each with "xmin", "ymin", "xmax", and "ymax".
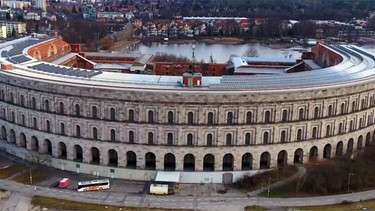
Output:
[
  {"xmin": 11, "ymin": 167, "xmax": 48, "ymax": 184},
  {"xmin": 0, "ymin": 165, "xmax": 27, "ymax": 179},
  {"xmin": 32, "ymin": 196, "xmax": 192, "ymax": 211}
]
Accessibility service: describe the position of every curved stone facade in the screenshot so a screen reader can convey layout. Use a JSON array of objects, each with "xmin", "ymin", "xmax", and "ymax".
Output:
[{"xmin": 0, "ymin": 37, "xmax": 375, "ymax": 183}]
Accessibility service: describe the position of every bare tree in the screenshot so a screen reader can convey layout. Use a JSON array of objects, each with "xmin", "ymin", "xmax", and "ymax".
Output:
[
  {"xmin": 242, "ymin": 46, "xmax": 259, "ymax": 57},
  {"xmin": 282, "ymin": 50, "xmax": 293, "ymax": 58},
  {"xmin": 26, "ymin": 152, "xmax": 52, "ymax": 167}
]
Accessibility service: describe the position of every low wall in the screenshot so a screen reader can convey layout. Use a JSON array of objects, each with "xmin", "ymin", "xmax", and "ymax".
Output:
[{"xmin": 0, "ymin": 141, "xmax": 260, "ymax": 184}]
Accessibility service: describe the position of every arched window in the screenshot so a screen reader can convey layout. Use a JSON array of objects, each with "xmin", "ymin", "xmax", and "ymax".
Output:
[
  {"xmin": 110, "ymin": 129, "xmax": 115, "ymax": 141},
  {"xmin": 21, "ymin": 114, "xmax": 25, "ymax": 125},
  {"xmin": 76, "ymin": 125, "xmax": 81, "ymax": 137},
  {"xmin": 168, "ymin": 111, "xmax": 174, "ymax": 124},
  {"xmin": 75, "ymin": 104, "xmax": 80, "ymax": 116},
  {"xmin": 20, "ymin": 95, "xmax": 24, "ymax": 106},
  {"xmin": 226, "ymin": 133, "xmax": 232, "ymax": 146},
  {"xmin": 352, "ymin": 101, "xmax": 356, "ymax": 112},
  {"xmin": 263, "ymin": 132, "xmax": 269, "ymax": 144},
  {"xmin": 60, "ymin": 123, "xmax": 65, "ymax": 135},
  {"xmin": 280, "ymin": 131, "xmax": 286, "ymax": 143},
  {"xmin": 207, "ymin": 112, "xmax": 214, "ymax": 124},
  {"xmin": 246, "ymin": 111, "xmax": 252, "ymax": 124},
  {"xmin": 33, "ymin": 117, "xmax": 37, "ymax": 129},
  {"xmin": 93, "ymin": 127, "xmax": 98, "ymax": 140},
  {"xmin": 148, "ymin": 132, "xmax": 154, "ymax": 144},
  {"xmin": 359, "ymin": 118, "xmax": 363, "ymax": 128},
  {"xmin": 245, "ymin": 133, "xmax": 251, "ymax": 145},
  {"xmin": 340, "ymin": 103, "xmax": 345, "ymax": 114},
  {"xmin": 167, "ymin": 133, "xmax": 173, "ymax": 145},
  {"xmin": 128, "ymin": 109, "xmax": 134, "ymax": 122},
  {"xmin": 46, "ymin": 120, "xmax": 50, "ymax": 132},
  {"xmin": 187, "ymin": 133, "xmax": 193, "ymax": 146},
  {"xmin": 312, "ymin": 127, "xmax": 317, "ymax": 138},
  {"xmin": 92, "ymin": 106, "xmax": 98, "ymax": 118},
  {"xmin": 11, "ymin": 111, "xmax": 14, "ymax": 122},
  {"xmin": 31, "ymin": 97, "xmax": 36, "ymax": 109},
  {"xmin": 362, "ymin": 99, "xmax": 366, "ymax": 109},
  {"xmin": 227, "ymin": 112, "xmax": 233, "ymax": 124},
  {"xmin": 188, "ymin": 112, "xmax": 194, "ymax": 124},
  {"xmin": 328, "ymin": 105, "xmax": 333, "ymax": 116},
  {"xmin": 282, "ymin": 110, "xmax": 288, "ymax": 122},
  {"xmin": 129, "ymin": 131, "xmax": 134, "ymax": 143},
  {"xmin": 110, "ymin": 108, "xmax": 116, "ymax": 120},
  {"xmin": 326, "ymin": 125, "xmax": 331, "ymax": 137},
  {"xmin": 45, "ymin": 100, "xmax": 49, "ymax": 112},
  {"xmin": 264, "ymin": 111, "xmax": 270, "ymax": 123},
  {"xmin": 299, "ymin": 108, "xmax": 304, "ymax": 120},
  {"xmin": 59, "ymin": 102, "xmax": 64, "ymax": 114},
  {"xmin": 314, "ymin": 107, "xmax": 319, "ymax": 119},
  {"xmin": 148, "ymin": 110, "xmax": 154, "ymax": 123},
  {"xmin": 350, "ymin": 120, "xmax": 354, "ymax": 131},
  {"xmin": 297, "ymin": 129, "xmax": 302, "ymax": 141},
  {"xmin": 339, "ymin": 123, "xmax": 343, "ymax": 134},
  {"xmin": 207, "ymin": 133, "xmax": 213, "ymax": 146},
  {"xmin": 10, "ymin": 92, "xmax": 13, "ymax": 103}
]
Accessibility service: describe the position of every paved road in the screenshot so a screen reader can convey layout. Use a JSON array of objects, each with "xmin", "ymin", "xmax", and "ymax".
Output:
[{"xmin": 0, "ymin": 179, "xmax": 374, "ymax": 210}]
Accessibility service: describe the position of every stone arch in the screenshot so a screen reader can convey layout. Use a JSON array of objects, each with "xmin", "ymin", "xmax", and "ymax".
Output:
[
  {"xmin": 277, "ymin": 150, "xmax": 287, "ymax": 166},
  {"xmin": 44, "ymin": 139, "xmax": 52, "ymax": 155},
  {"xmin": 108, "ymin": 149, "xmax": 118, "ymax": 167},
  {"xmin": 183, "ymin": 154, "xmax": 195, "ymax": 171},
  {"xmin": 336, "ymin": 141, "xmax": 343, "ymax": 156},
  {"xmin": 294, "ymin": 148, "xmax": 303, "ymax": 164},
  {"xmin": 1, "ymin": 126, "xmax": 6, "ymax": 141},
  {"xmin": 73, "ymin": 145, "xmax": 83, "ymax": 161},
  {"xmin": 366, "ymin": 132, "xmax": 371, "ymax": 146},
  {"xmin": 19, "ymin": 133, "xmax": 26, "ymax": 148},
  {"xmin": 203, "ymin": 154, "xmax": 215, "ymax": 171},
  {"xmin": 58, "ymin": 142, "xmax": 67, "ymax": 159},
  {"xmin": 260, "ymin": 152, "xmax": 270, "ymax": 169},
  {"xmin": 145, "ymin": 152, "xmax": 156, "ymax": 170},
  {"xmin": 9, "ymin": 129, "xmax": 16, "ymax": 144},
  {"xmin": 347, "ymin": 138, "xmax": 354, "ymax": 153},
  {"xmin": 323, "ymin": 144, "xmax": 331, "ymax": 159},
  {"xmin": 164, "ymin": 153, "xmax": 176, "ymax": 171},
  {"xmin": 31, "ymin": 136, "xmax": 39, "ymax": 152},
  {"xmin": 91, "ymin": 147, "xmax": 100, "ymax": 164},
  {"xmin": 241, "ymin": 153, "xmax": 253, "ymax": 170},
  {"xmin": 357, "ymin": 135, "xmax": 363, "ymax": 150},
  {"xmin": 126, "ymin": 151, "xmax": 136, "ymax": 169},
  {"xmin": 309, "ymin": 146, "xmax": 318, "ymax": 162},
  {"xmin": 223, "ymin": 153, "xmax": 234, "ymax": 171}
]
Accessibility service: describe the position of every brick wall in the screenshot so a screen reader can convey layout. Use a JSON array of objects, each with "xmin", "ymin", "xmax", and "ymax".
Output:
[{"xmin": 27, "ymin": 38, "xmax": 71, "ymax": 62}]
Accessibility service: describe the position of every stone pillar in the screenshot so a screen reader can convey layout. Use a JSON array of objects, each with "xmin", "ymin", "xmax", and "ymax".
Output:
[
  {"xmin": 234, "ymin": 156, "xmax": 242, "ymax": 171},
  {"xmin": 215, "ymin": 154, "xmax": 222, "ymax": 171},
  {"xmin": 83, "ymin": 148, "xmax": 91, "ymax": 164},
  {"xmin": 175, "ymin": 156, "xmax": 184, "ymax": 171},
  {"xmin": 155, "ymin": 156, "xmax": 163, "ymax": 170}
]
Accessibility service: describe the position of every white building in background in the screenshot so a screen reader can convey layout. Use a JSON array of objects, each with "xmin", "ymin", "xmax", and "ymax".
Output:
[
  {"xmin": 0, "ymin": 26, "xmax": 7, "ymax": 38},
  {"xmin": 34, "ymin": 0, "xmax": 46, "ymax": 11},
  {"xmin": 0, "ymin": 21, "xmax": 26, "ymax": 35},
  {"xmin": 1, "ymin": 0, "xmax": 30, "ymax": 9},
  {"xmin": 24, "ymin": 12, "xmax": 41, "ymax": 21}
]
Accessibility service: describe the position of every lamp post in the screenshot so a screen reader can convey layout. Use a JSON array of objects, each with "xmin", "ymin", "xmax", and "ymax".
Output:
[
  {"xmin": 29, "ymin": 165, "xmax": 32, "ymax": 185},
  {"xmin": 191, "ymin": 42, "xmax": 195, "ymax": 74},
  {"xmin": 347, "ymin": 173, "xmax": 354, "ymax": 192},
  {"xmin": 267, "ymin": 177, "xmax": 271, "ymax": 197}
]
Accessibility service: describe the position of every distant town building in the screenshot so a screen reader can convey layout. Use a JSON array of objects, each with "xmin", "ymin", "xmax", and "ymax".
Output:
[
  {"xmin": 0, "ymin": 21, "xmax": 26, "ymax": 36},
  {"xmin": 83, "ymin": 4, "xmax": 96, "ymax": 21},
  {"xmin": 33, "ymin": 0, "xmax": 46, "ymax": 11},
  {"xmin": 24, "ymin": 12, "xmax": 41, "ymax": 21},
  {"xmin": 0, "ymin": 26, "xmax": 7, "ymax": 38},
  {"xmin": 1, "ymin": 0, "xmax": 30, "ymax": 9}
]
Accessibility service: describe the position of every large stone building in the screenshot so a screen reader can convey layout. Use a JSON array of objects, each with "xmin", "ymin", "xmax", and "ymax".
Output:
[{"xmin": 0, "ymin": 35, "xmax": 375, "ymax": 183}]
